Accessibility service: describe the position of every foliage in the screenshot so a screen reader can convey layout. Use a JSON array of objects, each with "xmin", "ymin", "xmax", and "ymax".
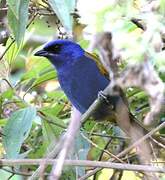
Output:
[{"xmin": 0, "ymin": 0, "xmax": 164, "ymax": 179}]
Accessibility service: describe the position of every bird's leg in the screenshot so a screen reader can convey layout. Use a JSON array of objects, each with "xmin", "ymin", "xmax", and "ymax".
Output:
[{"xmin": 98, "ymin": 91, "xmax": 114, "ymax": 110}]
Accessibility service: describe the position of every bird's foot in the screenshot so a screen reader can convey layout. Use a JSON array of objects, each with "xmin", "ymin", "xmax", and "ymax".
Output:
[{"xmin": 98, "ymin": 91, "xmax": 114, "ymax": 109}]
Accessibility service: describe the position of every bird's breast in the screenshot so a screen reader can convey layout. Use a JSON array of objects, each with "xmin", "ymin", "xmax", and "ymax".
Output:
[{"xmin": 57, "ymin": 56, "xmax": 110, "ymax": 114}]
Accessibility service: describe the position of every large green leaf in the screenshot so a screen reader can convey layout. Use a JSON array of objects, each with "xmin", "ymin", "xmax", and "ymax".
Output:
[
  {"xmin": 48, "ymin": 0, "xmax": 76, "ymax": 32},
  {"xmin": 3, "ymin": 107, "xmax": 36, "ymax": 159},
  {"xmin": 7, "ymin": 0, "xmax": 21, "ymax": 19},
  {"xmin": 7, "ymin": 0, "xmax": 30, "ymax": 45}
]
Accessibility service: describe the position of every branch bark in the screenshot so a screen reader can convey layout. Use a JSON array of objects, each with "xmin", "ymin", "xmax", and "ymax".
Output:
[{"xmin": 0, "ymin": 159, "xmax": 164, "ymax": 173}]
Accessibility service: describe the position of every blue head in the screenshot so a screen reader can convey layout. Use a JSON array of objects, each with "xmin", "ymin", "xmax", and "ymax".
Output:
[{"xmin": 34, "ymin": 40, "xmax": 84, "ymax": 69}]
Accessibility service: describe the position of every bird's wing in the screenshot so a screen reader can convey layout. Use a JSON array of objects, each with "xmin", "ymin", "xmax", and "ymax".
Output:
[{"xmin": 85, "ymin": 51, "xmax": 109, "ymax": 79}]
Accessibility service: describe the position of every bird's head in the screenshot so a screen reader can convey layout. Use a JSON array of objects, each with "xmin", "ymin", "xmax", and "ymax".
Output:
[{"xmin": 34, "ymin": 40, "xmax": 84, "ymax": 69}]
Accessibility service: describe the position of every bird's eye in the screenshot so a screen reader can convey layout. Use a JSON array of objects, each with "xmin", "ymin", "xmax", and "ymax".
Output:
[
  {"xmin": 53, "ymin": 45, "xmax": 60, "ymax": 50},
  {"xmin": 45, "ymin": 44, "xmax": 61, "ymax": 54}
]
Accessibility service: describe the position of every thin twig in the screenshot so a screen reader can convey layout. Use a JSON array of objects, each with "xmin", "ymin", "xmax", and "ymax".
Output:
[
  {"xmin": 38, "ymin": 111, "xmax": 67, "ymax": 129},
  {"xmin": 86, "ymin": 131, "xmax": 130, "ymax": 140},
  {"xmin": 150, "ymin": 136, "xmax": 165, "ymax": 149}
]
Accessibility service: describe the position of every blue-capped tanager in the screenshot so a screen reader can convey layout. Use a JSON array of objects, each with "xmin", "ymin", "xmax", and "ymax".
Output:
[
  {"xmin": 34, "ymin": 40, "xmax": 162, "ymax": 177},
  {"xmin": 34, "ymin": 40, "xmax": 121, "ymax": 122},
  {"xmin": 34, "ymin": 40, "xmax": 150, "ymax": 134}
]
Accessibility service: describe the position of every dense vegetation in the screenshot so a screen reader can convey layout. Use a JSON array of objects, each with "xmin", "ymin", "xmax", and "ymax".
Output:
[{"xmin": 0, "ymin": 0, "xmax": 164, "ymax": 179}]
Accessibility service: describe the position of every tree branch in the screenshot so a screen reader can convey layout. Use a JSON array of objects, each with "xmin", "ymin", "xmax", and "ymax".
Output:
[{"xmin": 0, "ymin": 159, "xmax": 164, "ymax": 173}]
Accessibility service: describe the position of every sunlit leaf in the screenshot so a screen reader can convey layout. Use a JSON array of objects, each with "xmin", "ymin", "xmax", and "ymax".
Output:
[
  {"xmin": 1, "ymin": 88, "xmax": 14, "ymax": 99},
  {"xmin": 3, "ymin": 107, "xmax": 36, "ymax": 158},
  {"xmin": 0, "ymin": 119, "xmax": 7, "ymax": 126},
  {"xmin": 5, "ymin": 37, "xmax": 23, "ymax": 65}
]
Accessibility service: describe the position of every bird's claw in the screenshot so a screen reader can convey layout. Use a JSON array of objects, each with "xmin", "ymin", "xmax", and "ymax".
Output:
[
  {"xmin": 98, "ymin": 91, "xmax": 107, "ymax": 101},
  {"xmin": 98, "ymin": 91, "xmax": 114, "ymax": 109}
]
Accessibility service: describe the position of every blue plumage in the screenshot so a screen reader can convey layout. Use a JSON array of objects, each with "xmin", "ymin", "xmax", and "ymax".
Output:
[
  {"xmin": 34, "ymin": 40, "xmax": 113, "ymax": 118},
  {"xmin": 58, "ymin": 54, "xmax": 109, "ymax": 113}
]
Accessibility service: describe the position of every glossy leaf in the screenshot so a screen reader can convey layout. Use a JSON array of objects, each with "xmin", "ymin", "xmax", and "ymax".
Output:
[
  {"xmin": 3, "ymin": 107, "xmax": 36, "ymax": 158},
  {"xmin": 7, "ymin": 0, "xmax": 30, "ymax": 45},
  {"xmin": 48, "ymin": 0, "xmax": 76, "ymax": 32}
]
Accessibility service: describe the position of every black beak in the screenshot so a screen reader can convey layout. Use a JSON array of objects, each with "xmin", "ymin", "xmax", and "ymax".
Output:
[{"xmin": 34, "ymin": 49, "xmax": 48, "ymax": 57}]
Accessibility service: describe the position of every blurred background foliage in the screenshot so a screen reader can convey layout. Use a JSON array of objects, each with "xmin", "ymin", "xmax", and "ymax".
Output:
[{"xmin": 0, "ymin": 0, "xmax": 164, "ymax": 179}]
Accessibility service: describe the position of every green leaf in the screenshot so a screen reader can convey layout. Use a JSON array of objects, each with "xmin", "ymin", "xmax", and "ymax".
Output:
[
  {"xmin": 3, "ymin": 107, "xmax": 36, "ymax": 159},
  {"xmin": 7, "ymin": 0, "xmax": 21, "ymax": 19},
  {"xmin": 20, "ymin": 56, "xmax": 57, "ymax": 91},
  {"xmin": 5, "ymin": 37, "xmax": 23, "ymax": 65},
  {"xmin": 41, "ymin": 109, "xmax": 65, "ymax": 130},
  {"xmin": 48, "ymin": 0, "xmax": 76, "ymax": 32},
  {"xmin": 7, "ymin": 0, "xmax": 30, "ymax": 45},
  {"xmin": 42, "ymin": 120, "xmax": 58, "ymax": 146},
  {"xmin": 1, "ymin": 89, "xmax": 14, "ymax": 99},
  {"xmin": 20, "ymin": 57, "xmax": 53, "ymax": 82},
  {"xmin": 32, "ymin": 69, "xmax": 56, "ymax": 88},
  {"xmin": 0, "ymin": 119, "xmax": 7, "ymax": 126}
]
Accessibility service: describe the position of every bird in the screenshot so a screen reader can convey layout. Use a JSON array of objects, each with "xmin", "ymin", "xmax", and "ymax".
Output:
[
  {"xmin": 34, "ymin": 39, "xmax": 120, "ymax": 122},
  {"xmin": 34, "ymin": 39, "xmax": 162, "ymax": 180},
  {"xmin": 34, "ymin": 39, "xmax": 160, "ymax": 180}
]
